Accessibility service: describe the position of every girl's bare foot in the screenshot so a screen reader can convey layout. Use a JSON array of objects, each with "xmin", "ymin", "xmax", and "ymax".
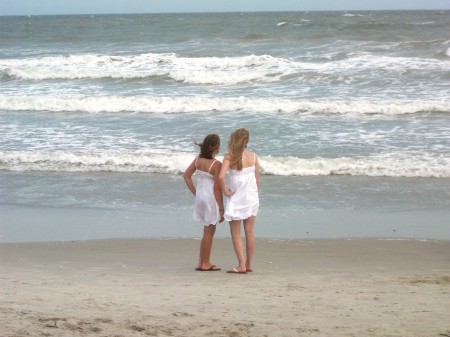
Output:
[
  {"xmin": 227, "ymin": 267, "xmax": 247, "ymax": 274},
  {"xmin": 196, "ymin": 264, "xmax": 221, "ymax": 271}
]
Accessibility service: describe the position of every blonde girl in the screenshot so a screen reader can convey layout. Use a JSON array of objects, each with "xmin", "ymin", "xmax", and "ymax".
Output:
[{"xmin": 219, "ymin": 128, "xmax": 259, "ymax": 274}]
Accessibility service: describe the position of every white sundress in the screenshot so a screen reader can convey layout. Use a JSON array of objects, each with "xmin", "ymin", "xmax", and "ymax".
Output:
[
  {"xmin": 224, "ymin": 154, "xmax": 259, "ymax": 221},
  {"xmin": 193, "ymin": 157, "xmax": 220, "ymax": 225}
]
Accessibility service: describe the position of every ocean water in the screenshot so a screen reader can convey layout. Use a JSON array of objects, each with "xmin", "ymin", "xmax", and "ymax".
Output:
[{"xmin": 1, "ymin": 11, "xmax": 449, "ymax": 242}]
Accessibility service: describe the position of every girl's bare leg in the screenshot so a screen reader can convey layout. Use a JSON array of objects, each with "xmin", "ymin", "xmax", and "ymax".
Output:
[
  {"xmin": 199, "ymin": 224, "xmax": 217, "ymax": 269},
  {"xmin": 229, "ymin": 220, "xmax": 246, "ymax": 272},
  {"xmin": 243, "ymin": 216, "xmax": 256, "ymax": 271}
]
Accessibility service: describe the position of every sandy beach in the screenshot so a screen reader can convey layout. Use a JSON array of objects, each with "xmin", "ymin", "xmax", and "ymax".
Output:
[{"xmin": 1, "ymin": 237, "xmax": 449, "ymax": 337}]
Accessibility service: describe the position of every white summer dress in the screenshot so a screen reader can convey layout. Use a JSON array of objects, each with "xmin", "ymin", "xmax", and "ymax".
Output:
[
  {"xmin": 193, "ymin": 157, "xmax": 220, "ymax": 225},
  {"xmin": 224, "ymin": 153, "xmax": 259, "ymax": 221}
]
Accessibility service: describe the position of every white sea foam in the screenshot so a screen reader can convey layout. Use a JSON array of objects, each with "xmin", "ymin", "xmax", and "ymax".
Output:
[
  {"xmin": 259, "ymin": 154, "xmax": 450, "ymax": 177},
  {"xmin": 1, "ymin": 95, "xmax": 448, "ymax": 115},
  {"xmin": 1, "ymin": 52, "xmax": 448, "ymax": 84},
  {"xmin": 1, "ymin": 151, "xmax": 449, "ymax": 177},
  {"xmin": 342, "ymin": 13, "xmax": 366, "ymax": 17},
  {"xmin": 415, "ymin": 21, "xmax": 435, "ymax": 25},
  {"xmin": 0, "ymin": 53, "xmax": 285, "ymax": 84},
  {"xmin": 0, "ymin": 151, "xmax": 193, "ymax": 174}
]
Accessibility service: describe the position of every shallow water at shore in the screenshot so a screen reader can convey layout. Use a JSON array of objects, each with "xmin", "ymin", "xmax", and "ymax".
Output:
[{"xmin": 1, "ymin": 171, "xmax": 449, "ymax": 242}]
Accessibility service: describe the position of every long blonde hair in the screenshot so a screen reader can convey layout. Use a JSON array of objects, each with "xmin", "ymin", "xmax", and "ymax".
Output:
[{"xmin": 228, "ymin": 128, "xmax": 249, "ymax": 171}]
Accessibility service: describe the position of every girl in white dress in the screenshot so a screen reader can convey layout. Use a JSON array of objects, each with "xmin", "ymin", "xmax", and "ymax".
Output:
[
  {"xmin": 219, "ymin": 128, "xmax": 259, "ymax": 274},
  {"xmin": 184, "ymin": 134, "xmax": 224, "ymax": 271}
]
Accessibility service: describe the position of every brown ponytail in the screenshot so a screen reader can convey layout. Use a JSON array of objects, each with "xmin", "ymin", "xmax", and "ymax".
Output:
[{"xmin": 198, "ymin": 134, "xmax": 220, "ymax": 159}]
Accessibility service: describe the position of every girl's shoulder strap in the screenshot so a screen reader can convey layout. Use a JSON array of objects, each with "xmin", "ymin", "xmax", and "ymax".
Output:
[
  {"xmin": 208, "ymin": 159, "xmax": 218, "ymax": 173},
  {"xmin": 253, "ymin": 152, "xmax": 256, "ymax": 165}
]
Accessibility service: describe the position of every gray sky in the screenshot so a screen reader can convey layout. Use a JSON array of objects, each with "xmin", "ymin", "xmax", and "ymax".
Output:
[{"xmin": 1, "ymin": 0, "xmax": 450, "ymax": 16}]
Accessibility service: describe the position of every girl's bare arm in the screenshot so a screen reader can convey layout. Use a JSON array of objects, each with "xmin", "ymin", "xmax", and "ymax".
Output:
[
  {"xmin": 219, "ymin": 155, "xmax": 233, "ymax": 196},
  {"xmin": 212, "ymin": 161, "xmax": 225, "ymax": 222},
  {"xmin": 255, "ymin": 154, "xmax": 260, "ymax": 189},
  {"xmin": 183, "ymin": 159, "xmax": 197, "ymax": 196}
]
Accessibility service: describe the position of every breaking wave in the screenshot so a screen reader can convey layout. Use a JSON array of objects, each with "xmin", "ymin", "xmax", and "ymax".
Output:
[
  {"xmin": 1, "ymin": 52, "xmax": 449, "ymax": 84},
  {"xmin": 1, "ymin": 151, "xmax": 449, "ymax": 177},
  {"xmin": 1, "ymin": 95, "xmax": 449, "ymax": 115}
]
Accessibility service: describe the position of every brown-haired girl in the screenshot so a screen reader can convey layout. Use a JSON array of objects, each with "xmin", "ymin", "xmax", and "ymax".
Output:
[
  {"xmin": 184, "ymin": 134, "xmax": 224, "ymax": 271},
  {"xmin": 219, "ymin": 128, "xmax": 260, "ymax": 274}
]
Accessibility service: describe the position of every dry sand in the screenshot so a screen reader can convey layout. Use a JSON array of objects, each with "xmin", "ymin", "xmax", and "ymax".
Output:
[{"xmin": 1, "ymin": 237, "xmax": 450, "ymax": 337}]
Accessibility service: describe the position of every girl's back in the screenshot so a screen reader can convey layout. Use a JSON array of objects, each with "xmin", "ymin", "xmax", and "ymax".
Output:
[
  {"xmin": 229, "ymin": 150, "xmax": 256, "ymax": 171},
  {"xmin": 196, "ymin": 157, "xmax": 218, "ymax": 175}
]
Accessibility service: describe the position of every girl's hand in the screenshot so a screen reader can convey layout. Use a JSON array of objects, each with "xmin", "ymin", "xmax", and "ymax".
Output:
[{"xmin": 225, "ymin": 189, "xmax": 234, "ymax": 197}]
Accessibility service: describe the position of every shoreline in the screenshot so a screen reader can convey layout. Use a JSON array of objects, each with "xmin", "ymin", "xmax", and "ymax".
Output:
[
  {"xmin": 1, "ymin": 238, "xmax": 449, "ymax": 336},
  {"xmin": 2, "ymin": 172, "xmax": 450, "ymax": 243}
]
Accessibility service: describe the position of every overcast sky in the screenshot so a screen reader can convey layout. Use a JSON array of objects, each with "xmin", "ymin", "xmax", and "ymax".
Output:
[{"xmin": 1, "ymin": 0, "xmax": 450, "ymax": 16}]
